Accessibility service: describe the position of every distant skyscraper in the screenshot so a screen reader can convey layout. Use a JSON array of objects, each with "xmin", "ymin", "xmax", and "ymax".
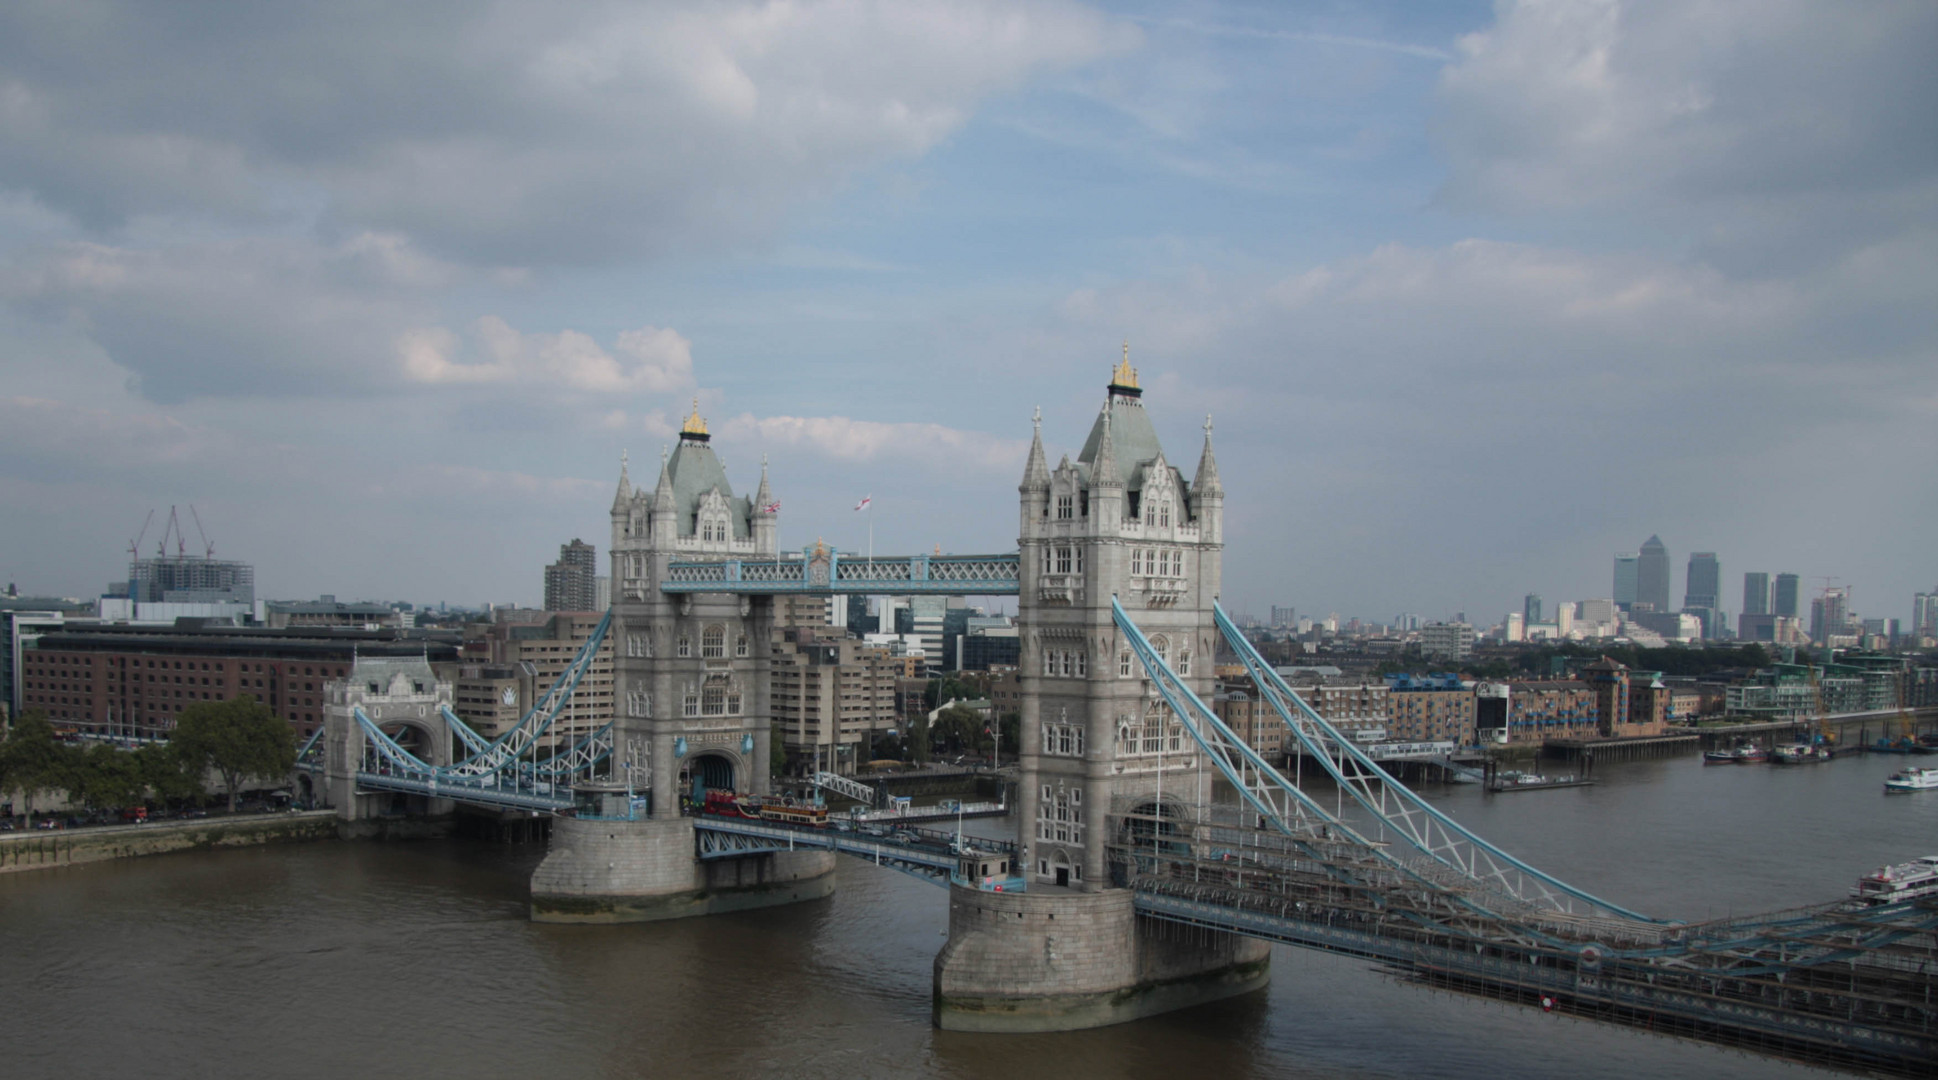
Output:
[
  {"xmin": 1916, "ymin": 591, "xmax": 1938, "ymax": 637},
  {"xmin": 1773, "ymin": 573, "xmax": 1801, "ymax": 618},
  {"xmin": 543, "ymin": 538, "xmax": 598, "ymax": 611},
  {"xmin": 1810, "ymin": 587, "xmax": 1851, "ymax": 642},
  {"xmin": 1614, "ymin": 553, "xmax": 1640, "ymax": 612},
  {"xmin": 1270, "ymin": 605, "xmax": 1296, "ymax": 628},
  {"xmin": 1637, "ymin": 535, "xmax": 1670, "ymax": 615},
  {"xmin": 1523, "ymin": 593, "xmax": 1542, "ymax": 626},
  {"xmin": 1683, "ymin": 552, "xmax": 1720, "ymax": 637},
  {"xmin": 1742, "ymin": 572, "xmax": 1771, "ymax": 616}
]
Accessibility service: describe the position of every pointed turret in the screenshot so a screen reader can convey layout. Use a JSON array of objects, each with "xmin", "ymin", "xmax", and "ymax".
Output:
[
  {"xmin": 1020, "ymin": 406, "xmax": 1050, "ymax": 492},
  {"xmin": 1090, "ymin": 401, "xmax": 1121, "ymax": 488},
  {"xmin": 753, "ymin": 453, "xmax": 774, "ymax": 512},
  {"xmin": 611, "ymin": 449, "xmax": 633, "ymax": 513},
  {"xmin": 1191, "ymin": 413, "xmax": 1222, "ymax": 497}
]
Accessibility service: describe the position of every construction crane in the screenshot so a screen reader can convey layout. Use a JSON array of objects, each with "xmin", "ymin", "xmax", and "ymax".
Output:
[
  {"xmin": 188, "ymin": 504, "xmax": 215, "ymax": 557},
  {"xmin": 126, "ymin": 509, "xmax": 155, "ymax": 561}
]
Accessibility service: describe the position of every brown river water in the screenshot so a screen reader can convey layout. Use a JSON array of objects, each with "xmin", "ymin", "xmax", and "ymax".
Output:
[{"xmin": 3, "ymin": 751, "xmax": 1934, "ymax": 1080}]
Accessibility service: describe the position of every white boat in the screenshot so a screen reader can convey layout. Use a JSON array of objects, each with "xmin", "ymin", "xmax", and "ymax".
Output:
[
  {"xmin": 1851, "ymin": 855, "xmax": 1938, "ymax": 905},
  {"xmin": 1884, "ymin": 766, "xmax": 1938, "ymax": 793}
]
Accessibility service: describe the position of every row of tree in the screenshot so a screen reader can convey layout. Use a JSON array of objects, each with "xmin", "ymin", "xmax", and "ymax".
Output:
[{"xmin": 0, "ymin": 695, "xmax": 298, "ymax": 818}]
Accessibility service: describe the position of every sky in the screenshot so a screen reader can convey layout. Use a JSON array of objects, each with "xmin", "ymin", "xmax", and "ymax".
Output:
[{"xmin": 0, "ymin": 0, "xmax": 1932, "ymax": 625}]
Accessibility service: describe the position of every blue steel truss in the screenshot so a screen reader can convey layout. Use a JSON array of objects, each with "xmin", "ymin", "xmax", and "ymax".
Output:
[
  {"xmin": 347, "ymin": 611, "xmax": 615, "ymax": 811},
  {"xmin": 692, "ymin": 817, "xmax": 1015, "ymax": 887},
  {"xmin": 1210, "ymin": 601, "xmax": 1653, "ymax": 923},
  {"xmin": 661, "ymin": 549, "xmax": 1018, "ymax": 595}
]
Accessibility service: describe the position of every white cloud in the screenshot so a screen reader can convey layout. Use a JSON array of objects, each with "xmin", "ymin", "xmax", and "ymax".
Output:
[
  {"xmin": 0, "ymin": 1, "xmax": 1135, "ymax": 266},
  {"xmin": 1433, "ymin": 0, "xmax": 1938, "ymax": 265},
  {"xmin": 399, "ymin": 316, "xmax": 697, "ymax": 395},
  {"xmin": 720, "ymin": 412, "xmax": 1028, "ymax": 471}
]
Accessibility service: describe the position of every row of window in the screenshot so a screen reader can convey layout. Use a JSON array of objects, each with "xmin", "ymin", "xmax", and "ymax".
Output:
[
  {"xmin": 1130, "ymin": 548, "xmax": 1184, "ymax": 577},
  {"xmin": 1049, "ymin": 490, "xmax": 1177, "ymax": 529},
  {"xmin": 1042, "ymin": 722, "xmax": 1085, "ymax": 757},
  {"xmin": 1036, "ymin": 785, "xmax": 1085, "ymax": 846}
]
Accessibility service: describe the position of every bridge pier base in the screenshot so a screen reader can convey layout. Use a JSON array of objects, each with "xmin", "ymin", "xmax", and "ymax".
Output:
[
  {"xmin": 529, "ymin": 816, "xmax": 836, "ymax": 924},
  {"xmin": 933, "ymin": 885, "xmax": 1269, "ymax": 1032}
]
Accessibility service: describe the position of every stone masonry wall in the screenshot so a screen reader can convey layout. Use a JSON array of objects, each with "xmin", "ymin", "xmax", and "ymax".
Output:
[{"xmin": 0, "ymin": 811, "xmax": 339, "ymax": 874}]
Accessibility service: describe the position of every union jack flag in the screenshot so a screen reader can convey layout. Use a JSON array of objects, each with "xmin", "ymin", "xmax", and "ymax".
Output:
[{"xmin": 762, "ymin": 501, "xmax": 781, "ymax": 513}]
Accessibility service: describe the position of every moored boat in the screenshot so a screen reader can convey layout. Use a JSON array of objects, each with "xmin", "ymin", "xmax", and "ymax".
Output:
[
  {"xmin": 1883, "ymin": 766, "xmax": 1938, "ymax": 794},
  {"xmin": 1851, "ymin": 855, "xmax": 1938, "ymax": 904},
  {"xmin": 1772, "ymin": 743, "xmax": 1832, "ymax": 764}
]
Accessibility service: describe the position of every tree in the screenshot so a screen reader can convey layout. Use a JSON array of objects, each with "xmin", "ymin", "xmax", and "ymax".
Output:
[
  {"xmin": 0, "ymin": 711, "xmax": 74, "ymax": 819},
  {"xmin": 906, "ymin": 711, "xmax": 931, "ymax": 764},
  {"xmin": 137, "ymin": 742, "xmax": 203, "ymax": 807},
  {"xmin": 171, "ymin": 695, "xmax": 296, "ymax": 812},
  {"xmin": 769, "ymin": 723, "xmax": 789, "ymax": 778},
  {"xmin": 929, "ymin": 704, "xmax": 985, "ymax": 757},
  {"xmin": 69, "ymin": 742, "xmax": 145, "ymax": 811}
]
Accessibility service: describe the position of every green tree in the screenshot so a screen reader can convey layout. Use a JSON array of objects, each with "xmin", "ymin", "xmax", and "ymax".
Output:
[
  {"xmin": 769, "ymin": 723, "xmax": 789, "ymax": 778},
  {"xmin": 171, "ymin": 695, "xmax": 295, "ymax": 812},
  {"xmin": 0, "ymin": 711, "xmax": 75, "ymax": 819},
  {"xmin": 906, "ymin": 712, "xmax": 931, "ymax": 765},
  {"xmin": 137, "ymin": 742, "xmax": 202, "ymax": 807},
  {"xmin": 997, "ymin": 711, "xmax": 1020, "ymax": 757},
  {"xmin": 69, "ymin": 742, "xmax": 146, "ymax": 811},
  {"xmin": 929, "ymin": 704, "xmax": 985, "ymax": 757}
]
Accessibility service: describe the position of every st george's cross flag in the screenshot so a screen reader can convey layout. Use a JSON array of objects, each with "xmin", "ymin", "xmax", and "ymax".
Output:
[{"xmin": 854, "ymin": 495, "xmax": 872, "ymax": 511}]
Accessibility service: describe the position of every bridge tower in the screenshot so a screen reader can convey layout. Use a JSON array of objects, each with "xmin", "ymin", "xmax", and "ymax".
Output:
[
  {"xmin": 531, "ymin": 403, "xmax": 835, "ymax": 921},
  {"xmin": 934, "ymin": 352, "xmax": 1270, "ymax": 1030}
]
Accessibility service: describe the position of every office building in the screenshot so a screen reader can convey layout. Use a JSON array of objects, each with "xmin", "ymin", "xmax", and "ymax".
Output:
[
  {"xmin": 1914, "ymin": 590, "xmax": 1938, "ymax": 638},
  {"xmin": 1811, "ymin": 588, "xmax": 1852, "ymax": 643},
  {"xmin": 17, "ymin": 622, "xmax": 458, "ymax": 739},
  {"xmin": 1419, "ymin": 622, "xmax": 1474, "ymax": 663},
  {"xmin": 1613, "ymin": 553, "xmax": 1639, "ymax": 611},
  {"xmin": 1384, "ymin": 673, "xmax": 1475, "ymax": 746},
  {"xmin": 1269, "ymin": 605, "xmax": 1296, "ymax": 629},
  {"xmin": 1743, "ymin": 572, "xmax": 1771, "ymax": 617},
  {"xmin": 769, "ymin": 628, "xmax": 899, "ymax": 770},
  {"xmin": 1637, "ymin": 535, "xmax": 1670, "ymax": 616},
  {"xmin": 124, "ymin": 554, "xmax": 254, "ymax": 606},
  {"xmin": 543, "ymin": 539, "xmax": 598, "ymax": 612},
  {"xmin": 460, "ymin": 611, "xmax": 613, "ymax": 747},
  {"xmin": 1684, "ymin": 551, "xmax": 1720, "ymax": 638},
  {"xmin": 1523, "ymin": 594, "xmax": 1542, "ymax": 626},
  {"xmin": 1774, "ymin": 573, "xmax": 1801, "ymax": 619}
]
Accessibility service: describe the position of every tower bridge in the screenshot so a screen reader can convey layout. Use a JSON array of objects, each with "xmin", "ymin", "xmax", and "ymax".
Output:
[{"xmin": 309, "ymin": 358, "xmax": 1936, "ymax": 1076}]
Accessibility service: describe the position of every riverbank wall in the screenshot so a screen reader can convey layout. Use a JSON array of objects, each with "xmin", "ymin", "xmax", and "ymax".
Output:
[{"xmin": 0, "ymin": 810, "xmax": 339, "ymax": 874}]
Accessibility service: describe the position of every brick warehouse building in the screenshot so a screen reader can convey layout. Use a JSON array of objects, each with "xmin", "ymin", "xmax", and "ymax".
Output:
[{"xmin": 18, "ymin": 623, "xmax": 459, "ymax": 740}]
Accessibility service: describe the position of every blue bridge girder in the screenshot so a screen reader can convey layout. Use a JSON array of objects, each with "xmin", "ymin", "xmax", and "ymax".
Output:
[
  {"xmin": 692, "ymin": 816, "xmax": 1016, "ymax": 887},
  {"xmin": 660, "ymin": 550, "xmax": 1019, "ymax": 595}
]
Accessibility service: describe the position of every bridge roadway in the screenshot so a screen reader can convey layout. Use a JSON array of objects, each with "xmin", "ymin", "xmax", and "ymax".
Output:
[
  {"xmin": 659, "ymin": 551, "xmax": 1019, "ymax": 595},
  {"xmin": 1108, "ymin": 809, "xmax": 1938, "ymax": 1078},
  {"xmin": 691, "ymin": 815, "xmax": 1017, "ymax": 886}
]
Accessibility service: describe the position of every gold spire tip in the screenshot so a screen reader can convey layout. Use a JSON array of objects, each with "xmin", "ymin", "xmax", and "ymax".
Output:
[
  {"xmin": 1111, "ymin": 341, "xmax": 1139, "ymax": 390},
  {"xmin": 680, "ymin": 396, "xmax": 709, "ymax": 437}
]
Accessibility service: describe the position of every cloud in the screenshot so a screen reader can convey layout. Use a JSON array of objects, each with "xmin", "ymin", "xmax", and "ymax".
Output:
[
  {"xmin": 720, "ymin": 413, "xmax": 1028, "ymax": 471},
  {"xmin": 1433, "ymin": 0, "xmax": 1938, "ymax": 266},
  {"xmin": 1, "ymin": 234, "xmax": 450, "ymax": 403},
  {"xmin": 0, "ymin": 0, "xmax": 1135, "ymax": 267},
  {"xmin": 399, "ymin": 317, "xmax": 696, "ymax": 394}
]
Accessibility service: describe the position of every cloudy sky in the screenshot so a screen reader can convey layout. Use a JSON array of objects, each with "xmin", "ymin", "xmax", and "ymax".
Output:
[{"xmin": 1, "ymin": 0, "xmax": 1932, "ymax": 625}]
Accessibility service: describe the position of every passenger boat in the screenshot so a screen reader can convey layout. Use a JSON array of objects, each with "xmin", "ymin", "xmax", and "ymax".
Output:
[
  {"xmin": 756, "ymin": 798, "xmax": 830, "ymax": 827},
  {"xmin": 1883, "ymin": 766, "xmax": 1938, "ymax": 794},
  {"xmin": 1704, "ymin": 740, "xmax": 1766, "ymax": 764},
  {"xmin": 1851, "ymin": 855, "xmax": 1938, "ymax": 905}
]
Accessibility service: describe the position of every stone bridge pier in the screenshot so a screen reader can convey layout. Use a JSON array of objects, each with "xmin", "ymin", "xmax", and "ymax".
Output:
[{"xmin": 320, "ymin": 656, "xmax": 456, "ymax": 822}]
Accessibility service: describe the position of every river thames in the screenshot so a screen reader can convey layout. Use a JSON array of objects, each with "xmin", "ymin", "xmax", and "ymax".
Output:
[{"xmin": 4, "ymin": 751, "xmax": 1934, "ymax": 1080}]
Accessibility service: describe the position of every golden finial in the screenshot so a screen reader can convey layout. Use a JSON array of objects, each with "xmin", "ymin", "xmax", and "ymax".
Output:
[
  {"xmin": 680, "ymin": 396, "xmax": 709, "ymax": 437},
  {"xmin": 1112, "ymin": 340, "xmax": 1139, "ymax": 390}
]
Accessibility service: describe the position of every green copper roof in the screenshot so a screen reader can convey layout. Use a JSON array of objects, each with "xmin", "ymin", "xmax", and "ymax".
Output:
[
  {"xmin": 667, "ymin": 439, "xmax": 751, "ymax": 539},
  {"xmin": 1076, "ymin": 396, "xmax": 1177, "ymax": 491}
]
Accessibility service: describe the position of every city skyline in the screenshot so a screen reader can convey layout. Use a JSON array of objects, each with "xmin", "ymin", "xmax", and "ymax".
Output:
[{"xmin": 0, "ymin": 2, "xmax": 1931, "ymax": 625}]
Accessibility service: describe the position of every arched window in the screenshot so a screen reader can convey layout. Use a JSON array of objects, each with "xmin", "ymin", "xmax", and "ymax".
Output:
[
  {"xmin": 677, "ymin": 635, "xmax": 691, "ymax": 658},
  {"xmin": 735, "ymin": 634, "xmax": 749, "ymax": 658},
  {"xmin": 1178, "ymin": 650, "xmax": 1191, "ymax": 676},
  {"xmin": 1119, "ymin": 650, "xmax": 1133, "ymax": 678},
  {"xmin": 1150, "ymin": 634, "xmax": 1169, "ymax": 669},
  {"xmin": 702, "ymin": 625, "xmax": 726, "ymax": 659}
]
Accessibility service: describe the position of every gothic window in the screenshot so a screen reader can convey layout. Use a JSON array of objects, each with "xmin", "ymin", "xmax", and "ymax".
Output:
[
  {"xmin": 702, "ymin": 684, "xmax": 726, "ymax": 716},
  {"xmin": 626, "ymin": 634, "xmax": 645, "ymax": 658},
  {"xmin": 1150, "ymin": 634, "xmax": 1169, "ymax": 669},
  {"xmin": 627, "ymin": 689, "xmax": 650, "ymax": 717},
  {"xmin": 702, "ymin": 625, "xmax": 726, "ymax": 659},
  {"xmin": 735, "ymin": 634, "xmax": 749, "ymax": 658},
  {"xmin": 1178, "ymin": 650, "xmax": 1191, "ymax": 676},
  {"xmin": 1159, "ymin": 500, "xmax": 1170, "ymax": 527},
  {"xmin": 682, "ymin": 686, "xmax": 700, "ymax": 716},
  {"xmin": 1073, "ymin": 548, "xmax": 1084, "ymax": 574},
  {"xmin": 726, "ymin": 687, "xmax": 742, "ymax": 714},
  {"xmin": 1043, "ymin": 650, "xmax": 1056, "ymax": 677},
  {"xmin": 1059, "ymin": 651, "xmax": 1071, "ymax": 677},
  {"xmin": 1056, "ymin": 495, "xmax": 1073, "ymax": 519},
  {"xmin": 1131, "ymin": 549, "xmax": 1143, "ymax": 576},
  {"xmin": 677, "ymin": 635, "xmax": 691, "ymax": 658},
  {"xmin": 1119, "ymin": 650, "xmax": 1133, "ymax": 678},
  {"xmin": 1075, "ymin": 651, "xmax": 1087, "ymax": 677},
  {"xmin": 1055, "ymin": 547, "xmax": 1072, "ymax": 574}
]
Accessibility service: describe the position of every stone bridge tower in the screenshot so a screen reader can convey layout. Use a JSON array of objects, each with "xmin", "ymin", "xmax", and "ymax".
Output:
[
  {"xmin": 533, "ymin": 403, "xmax": 834, "ymax": 922},
  {"xmin": 934, "ymin": 352, "xmax": 1268, "ymax": 1031},
  {"xmin": 607, "ymin": 402, "xmax": 778, "ymax": 815}
]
